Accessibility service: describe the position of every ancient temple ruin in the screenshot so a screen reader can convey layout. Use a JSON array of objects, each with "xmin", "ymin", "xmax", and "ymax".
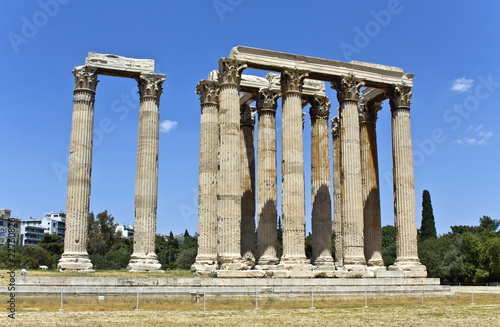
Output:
[
  {"xmin": 193, "ymin": 46, "xmax": 427, "ymax": 278},
  {"xmin": 58, "ymin": 53, "xmax": 165, "ymax": 272}
]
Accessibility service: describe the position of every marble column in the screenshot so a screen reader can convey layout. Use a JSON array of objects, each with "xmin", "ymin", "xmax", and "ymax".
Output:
[
  {"xmin": 240, "ymin": 104, "xmax": 256, "ymax": 267},
  {"xmin": 332, "ymin": 74, "xmax": 366, "ymax": 268},
  {"xmin": 331, "ymin": 117, "xmax": 343, "ymax": 268},
  {"xmin": 58, "ymin": 66, "xmax": 98, "ymax": 272},
  {"xmin": 359, "ymin": 101, "xmax": 384, "ymax": 267},
  {"xmin": 310, "ymin": 96, "xmax": 334, "ymax": 268},
  {"xmin": 279, "ymin": 69, "xmax": 310, "ymax": 267},
  {"xmin": 217, "ymin": 58, "xmax": 247, "ymax": 270},
  {"xmin": 389, "ymin": 84, "xmax": 427, "ymax": 277},
  {"xmin": 127, "ymin": 73, "xmax": 165, "ymax": 272},
  {"xmin": 192, "ymin": 80, "xmax": 219, "ymax": 274},
  {"xmin": 255, "ymin": 88, "xmax": 280, "ymax": 267}
]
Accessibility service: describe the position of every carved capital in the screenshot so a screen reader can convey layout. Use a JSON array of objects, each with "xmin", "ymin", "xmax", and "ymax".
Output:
[
  {"xmin": 281, "ymin": 69, "xmax": 309, "ymax": 94},
  {"xmin": 73, "ymin": 66, "xmax": 98, "ymax": 91},
  {"xmin": 331, "ymin": 117, "xmax": 340, "ymax": 140},
  {"xmin": 138, "ymin": 74, "xmax": 165, "ymax": 99},
  {"xmin": 240, "ymin": 104, "xmax": 255, "ymax": 126},
  {"xmin": 309, "ymin": 96, "xmax": 331, "ymax": 120},
  {"xmin": 332, "ymin": 73, "xmax": 364, "ymax": 102},
  {"xmin": 359, "ymin": 101, "xmax": 382, "ymax": 124},
  {"xmin": 218, "ymin": 58, "xmax": 247, "ymax": 86},
  {"xmin": 255, "ymin": 88, "xmax": 280, "ymax": 114},
  {"xmin": 388, "ymin": 84, "xmax": 412, "ymax": 109},
  {"xmin": 196, "ymin": 80, "xmax": 219, "ymax": 107}
]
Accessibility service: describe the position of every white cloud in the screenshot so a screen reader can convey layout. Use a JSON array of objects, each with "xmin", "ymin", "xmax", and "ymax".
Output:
[
  {"xmin": 456, "ymin": 125, "xmax": 493, "ymax": 146},
  {"xmin": 159, "ymin": 120, "xmax": 178, "ymax": 133},
  {"xmin": 450, "ymin": 77, "xmax": 474, "ymax": 93}
]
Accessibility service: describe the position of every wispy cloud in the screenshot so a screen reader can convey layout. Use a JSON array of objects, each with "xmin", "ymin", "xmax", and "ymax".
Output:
[
  {"xmin": 456, "ymin": 125, "xmax": 493, "ymax": 145},
  {"xmin": 159, "ymin": 120, "xmax": 178, "ymax": 133},
  {"xmin": 450, "ymin": 77, "xmax": 474, "ymax": 93}
]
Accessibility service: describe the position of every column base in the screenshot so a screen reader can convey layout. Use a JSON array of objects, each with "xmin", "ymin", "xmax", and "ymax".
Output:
[
  {"xmin": 312, "ymin": 255, "xmax": 335, "ymax": 269},
  {"xmin": 389, "ymin": 260, "xmax": 427, "ymax": 278},
  {"xmin": 127, "ymin": 253, "xmax": 162, "ymax": 272},
  {"xmin": 366, "ymin": 252, "xmax": 384, "ymax": 267},
  {"xmin": 242, "ymin": 252, "xmax": 256, "ymax": 268},
  {"xmin": 278, "ymin": 255, "xmax": 313, "ymax": 273},
  {"xmin": 218, "ymin": 254, "xmax": 248, "ymax": 270},
  {"xmin": 256, "ymin": 255, "xmax": 279, "ymax": 266},
  {"xmin": 58, "ymin": 253, "xmax": 94, "ymax": 272},
  {"xmin": 191, "ymin": 255, "xmax": 217, "ymax": 275}
]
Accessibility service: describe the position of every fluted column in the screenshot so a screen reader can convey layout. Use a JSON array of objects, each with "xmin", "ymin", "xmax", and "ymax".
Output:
[
  {"xmin": 255, "ymin": 88, "xmax": 280, "ymax": 267},
  {"xmin": 240, "ymin": 104, "xmax": 256, "ymax": 267},
  {"xmin": 332, "ymin": 74, "xmax": 366, "ymax": 267},
  {"xmin": 389, "ymin": 85, "xmax": 426, "ymax": 276},
  {"xmin": 58, "ymin": 66, "xmax": 98, "ymax": 272},
  {"xmin": 279, "ymin": 69, "xmax": 309, "ymax": 266},
  {"xmin": 310, "ymin": 96, "xmax": 334, "ymax": 268},
  {"xmin": 192, "ymin": 80, "xmax": 219, "ymax": 274},
  {"xmin": 359, "ymin": 101, "xmax": 384, "ymax": 267},
  {"xmin": 217, "ymin": 58, "xmax": 247, "ymax": 269},
  {"xmin": 331, "ymin": 117, "xmax": 343, "ymax": 268},
  {"xmin": 127, "ymin": 73, "xmax": 165, "ymax": 272}
]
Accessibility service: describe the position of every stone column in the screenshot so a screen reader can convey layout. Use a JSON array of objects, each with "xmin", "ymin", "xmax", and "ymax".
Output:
[
  {"xmin": 255, "ymin": 88, "xmax": 280, "ymax": 267},
  {"xmin": 279, "ymin": 69, "xmax": 310, "ymax": 267},
  {"xmin": 192, "ymin": 80, "xmax": 219, "ymax": 274},
  {"xmin": 127, "ymin": 73, "xmax": 165, "ymax": 272},
  {"xmin": 310, "ymin": 96, "xmax": 334, "ymax": 268},
  {"xmin": 331, "ymin": 117, "xmax": 343, "ymax": 268},
  {"xmin": 359, "ymin": 101, "xmax": 384, "ymax": 267},
  {"xmin": 217, "ymin": 58, "xmax": 247, "ymax": 270},
  {"xmin": 240, "ymin": 104, "xmax": 256, "ymax": 267},
  {"xmin": 58, "ymin": 66, "xmax": 98, "ymax": 272},
  {"xmin": 332, "ymin": 74, "xmax": 366, "ymax": 269},
  {"xmin": 389, "ymin": 84, "xmax": 427, "ymax": 277}
]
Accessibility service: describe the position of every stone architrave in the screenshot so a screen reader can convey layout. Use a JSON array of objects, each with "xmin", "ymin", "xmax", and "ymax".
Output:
[
  {"xmin": 127, "ymin": 73, "xmax": 165, "ymax": 272},
  {"xmin": 58, "ymin": 66, "xmax": 98, "ymax": 272},
  {"xmin": 192, "ymin": 80, "xmax": 219, "ymax": 274},
  {"xmin": 240, "ymin": 104, "xmax": 256, "ymax": 267},
  {"xmin": 217, "ymin": 58, "xmax": 248, "ymax": 270},
  {"xmin": 309, "ymin": 96, "xmax": 334, "ymax": 268},
  {"xmin": 388, "ymin": 84, "xmax": 427, "ymax": 277},
  {"xmin": 332, "ymin": 74, "xmax": 367, "ymax": 269},
  {"xmin": 331, "ymin": 117, "xmax": 343, "ymax": 268},
  {"xmin": 279, "ymin": 69, "xmax": 310, "ymax": 268},
  {"xmin": 359, "ymin": 100, "xmax": 384, "ymax": 267},
  {"xmin": 255, "ymin": 88, "xmax": 280, "ymax": 267}
]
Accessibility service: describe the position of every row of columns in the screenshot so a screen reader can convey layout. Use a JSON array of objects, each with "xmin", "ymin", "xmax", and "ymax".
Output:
[
  {"xmin": 58, "ymin": 66, "xmax": 165, "ymax": 272},
  {"xmin": 194, "ymin": 58, "xmax": 425, "ymax": 276}
]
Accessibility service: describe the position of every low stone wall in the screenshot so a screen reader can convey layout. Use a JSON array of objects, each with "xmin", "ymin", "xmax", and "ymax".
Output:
[{"xmin": 2, "ymin": 276, "xmax": 451, "ymax": 296}]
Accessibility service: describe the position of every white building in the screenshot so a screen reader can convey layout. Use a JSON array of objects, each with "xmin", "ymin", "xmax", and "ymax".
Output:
[
  {"xmin": 116, "ymin": 223, "xmax": 134, "ymax": 241},
  {"xmin": 19, "ymin": 212, "xmax": 66, "ymax": 246},
  {"xmin": 0, "ymin": 209, "xmax": 21, "ymax": 246}
]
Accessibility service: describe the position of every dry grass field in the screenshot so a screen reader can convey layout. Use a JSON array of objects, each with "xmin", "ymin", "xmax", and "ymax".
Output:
[{"xmin": 1, "ymin": 292, "xmax": 499, "ymax": 326}]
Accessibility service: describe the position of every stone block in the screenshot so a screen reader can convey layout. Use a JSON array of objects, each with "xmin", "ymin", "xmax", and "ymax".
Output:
[
  {"xmin": 85, "ymin": 52, "xmax": 155, "ymax": 78},
  {"xmin": 375, "ymin": 270, "xmax": 405, "ymax": 278}
]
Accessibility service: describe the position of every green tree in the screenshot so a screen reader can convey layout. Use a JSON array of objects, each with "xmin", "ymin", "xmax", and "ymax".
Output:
[
  {"xmin": 277, "ymin": 216, "xmax": 283, "ymax": 259},
  {"xmin": 39, "ymin": 233, "xmax": 64, "ymax": 265},
  {"xmin": 305, "ymin": 233, "xmax": 312, "ymax": 258},
  {"xmin": 381, "ymin": 225, "xmax": 396, "ymax": 266},
  {"xmin": 21, "ymin": 246, "xmax": 54, "ymax": 269},
  {"xmin": 420, "ymin": 190, "xmax": 437, "ymax": 241}
]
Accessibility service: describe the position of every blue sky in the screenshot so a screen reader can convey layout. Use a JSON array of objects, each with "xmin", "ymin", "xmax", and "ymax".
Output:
[{"xmin": 1, "ymin": 0, "xmax": 499, "ymax": 236}]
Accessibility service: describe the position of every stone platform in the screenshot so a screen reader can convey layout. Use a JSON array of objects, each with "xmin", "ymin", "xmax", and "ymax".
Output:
[{"xmin": 6, "ymin": 276, "xmax": 451, "ymax": 296}]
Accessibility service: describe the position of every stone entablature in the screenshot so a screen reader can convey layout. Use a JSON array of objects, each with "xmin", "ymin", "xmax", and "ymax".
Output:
[
  {"xmin": 58, "ymin": 53, "xmax": 165, "ymax": 273},
  {"xmin": 194, "ymin": 46, "xmax": 426, "ymax": 278}
]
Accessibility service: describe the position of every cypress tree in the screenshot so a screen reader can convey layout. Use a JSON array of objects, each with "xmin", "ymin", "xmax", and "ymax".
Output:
[{"xmin": 420, "ymin": 190, "xmax": 437, "ymax": 240}]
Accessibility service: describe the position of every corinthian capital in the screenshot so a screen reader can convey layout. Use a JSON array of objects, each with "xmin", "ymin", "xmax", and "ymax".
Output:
[
  {"xmin": 281, "ymin": 69, "xmax": 309, "ymax": 94},
  {"xmin": 255, "ymin": 88, "xmax": 280, "ymax": 113},
  {"xmin": 358, "ymin": 100, "xmax": 382, "ymax": 124},
  {"xmin": 73, "ymin": 66, "xmax": 98, "ymax": 91},
  {"xmin": 218, "ymin": 58, "xmax": 247, "ymax": 86},
  {"xmin": 138, "ymin": 74, "xmax": 165, "ymax": 99},
  {"xmin": 388, "ymin": 83, "xmax": 412, "ymax": 109},
  {"xmin": 309, "ymin": 96, "xmax": 331, "ymax": 120},
  {"xmin": 331, "ymin": 117, "xmax": 340, "ymax": 140},
  {"xmin": 240, "ymin": 104, "xmax": 255, "ymax": 126},
  {"xmin": 332, "ymin": 73, "xmax": 364, "ymax": 102},
  {"xmin": 196, "ymin": 80, "xmax": 219, "ymax": 106}
]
